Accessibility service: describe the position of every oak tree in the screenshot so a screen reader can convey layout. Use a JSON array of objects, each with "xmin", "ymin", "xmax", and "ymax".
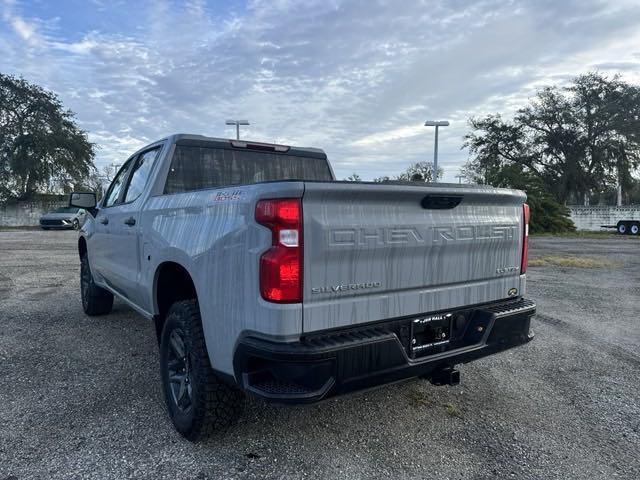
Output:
[{"xmin": 0, "ymin": 73, "xmax": 96, "ymax": 201}]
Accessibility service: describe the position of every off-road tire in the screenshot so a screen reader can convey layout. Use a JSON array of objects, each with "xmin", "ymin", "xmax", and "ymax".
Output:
[
  {"xmin": 160, "ymin": 299, "xmax": 244, "ymax": 441},
  {"xmin": 80, "ymin": 254, "xmax": 114, "ymax": 315}
]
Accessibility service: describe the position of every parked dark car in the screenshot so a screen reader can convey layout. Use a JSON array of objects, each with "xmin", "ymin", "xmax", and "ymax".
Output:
[{"xmin": 39, "ymin": 207, "xmax": 86, "ymax": 230}]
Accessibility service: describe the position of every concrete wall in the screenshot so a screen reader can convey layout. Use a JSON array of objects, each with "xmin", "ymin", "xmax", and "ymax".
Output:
[
  {"xmin": 0, "ymin": 200, "xmax": 66, "ymax": 227},
  {"xmin": 569, "ymin": 205, "xmax": 640, "ymax": 231}
]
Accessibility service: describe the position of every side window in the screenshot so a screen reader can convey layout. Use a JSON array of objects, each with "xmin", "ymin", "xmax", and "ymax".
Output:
[
  {"xmin": 123, "ymin": 148, "xmax": 160, "ymax": 203},
  {"xmin": 103, "ymin": 160, "xmax": 133, "ymax": 208}
]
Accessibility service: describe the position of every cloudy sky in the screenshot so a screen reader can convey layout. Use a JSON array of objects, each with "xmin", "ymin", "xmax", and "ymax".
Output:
[{"xmin": 2, "ymin": 0, "xmax": 640, "ymax": 181}]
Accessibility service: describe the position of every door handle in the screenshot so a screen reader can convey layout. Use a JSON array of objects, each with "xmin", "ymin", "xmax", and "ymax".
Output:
[
  {"xmin": 99, "ymin": 217, "xmax": 109, "ymax": 225},
  {"xmin": 124, "ymin": 217, "xmax": 136, "ymax": 226}
]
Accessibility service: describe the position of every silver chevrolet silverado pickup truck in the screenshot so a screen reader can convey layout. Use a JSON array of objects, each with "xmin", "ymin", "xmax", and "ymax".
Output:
[{"xmin": 70, "ymin": 134, "xmax": 535, "ymax": 440}]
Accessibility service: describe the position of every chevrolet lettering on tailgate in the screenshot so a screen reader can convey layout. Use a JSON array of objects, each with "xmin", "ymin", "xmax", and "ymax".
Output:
[{"xmin": 328, "ymin": 224, "xmax": 518, "ymax": 246}]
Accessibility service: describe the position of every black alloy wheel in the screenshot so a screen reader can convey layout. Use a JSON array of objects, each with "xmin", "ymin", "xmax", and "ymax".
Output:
[
  {"xmin": 81, "ymin": 257, "xmax": 91, "ymax": 311},
  {"xmin": 166, "ymin": 328, "xmax": 194, "ymax": 413},
  {"xmin": 159, "ymin": 299, "xmax": 245, "ymax": 440},
  {"xmin": 80, "ymin": 254, "xmax": 114, "ymax": 315}
]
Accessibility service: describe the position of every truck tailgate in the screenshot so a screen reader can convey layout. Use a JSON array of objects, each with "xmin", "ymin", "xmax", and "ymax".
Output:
[{"xmin": 301, "ymin": 182, "xmax": 526, "ymax": 333}]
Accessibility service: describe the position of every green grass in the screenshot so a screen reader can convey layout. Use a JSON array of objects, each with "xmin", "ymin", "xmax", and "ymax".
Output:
[
  {"xmin": 444, "ymin": 402, "xmax": 462, "ymax": 418},
  {"xmin": 528, "ymin": 255, "xmax": 620, "ymax": 268},
  {"xmin": 531, "ymin": 230, "xmax": 619, "ymax": 239},
  {"xmin": 406, "ymin": 390, "xmax": 464, "ymax": 419},
  {"xmin": 0, "ymin": 226, "xmax": 42, "ymax": 231},
  {"xmin": 406, "ymin": 389, "xmax": 433, "ymax": 408}
]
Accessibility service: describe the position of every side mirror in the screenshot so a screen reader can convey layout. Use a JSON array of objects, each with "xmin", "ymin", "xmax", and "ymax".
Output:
[{"xmin": 69, "ymin": 192, "xmax": 97, "ymax": 209}]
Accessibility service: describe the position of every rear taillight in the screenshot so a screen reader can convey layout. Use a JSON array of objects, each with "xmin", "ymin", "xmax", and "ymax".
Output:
[
  {"xmin": 256, "ymin": 198, "xmax": 302, "ymax": 303},
  {"xmin": 521, "ymin": 203, "xmax": 530, "ymax": 274}
]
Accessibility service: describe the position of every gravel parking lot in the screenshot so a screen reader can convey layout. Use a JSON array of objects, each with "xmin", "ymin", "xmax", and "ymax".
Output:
[{"xmin": 0, "ymin": 230, "xmax": 639, "ymax": 480}]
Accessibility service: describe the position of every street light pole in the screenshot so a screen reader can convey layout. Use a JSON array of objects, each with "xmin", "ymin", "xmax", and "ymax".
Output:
[
  {"xmin": 434, "ymin": 124, "xmax": 440, "ymax": 175},
  {"xmin": 225, "ymin": 119, "xmax": 250, "ymax": 140},
  {"xmin": 424, "ymin": 120, "xmax": 449, "ymax": 182}
]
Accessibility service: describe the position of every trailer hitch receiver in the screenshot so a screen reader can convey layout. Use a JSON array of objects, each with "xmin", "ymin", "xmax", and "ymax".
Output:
[{"xmin": 427, "ymin": 367, "xmax": 460, "ymax": 386}]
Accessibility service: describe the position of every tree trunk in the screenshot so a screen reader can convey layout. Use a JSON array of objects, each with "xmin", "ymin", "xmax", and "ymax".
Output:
[
  {"xmin": 23, "ymin": 172, "xmax": 37, "ymax": 200},
  {"xmin": 616, "ymin": 163, "xmax": 623, "ymax": 207}
]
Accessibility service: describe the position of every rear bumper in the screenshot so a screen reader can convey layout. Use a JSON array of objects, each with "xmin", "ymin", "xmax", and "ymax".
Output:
[{"xmin": 233, "ymin": 297, "xmax": 535, "ymax": 403}]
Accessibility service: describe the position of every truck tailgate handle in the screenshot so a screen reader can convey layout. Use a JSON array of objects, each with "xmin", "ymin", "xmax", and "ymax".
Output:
[{"xmin": 421, "ymin": 195, "xmax": 463, "ymax": 209}]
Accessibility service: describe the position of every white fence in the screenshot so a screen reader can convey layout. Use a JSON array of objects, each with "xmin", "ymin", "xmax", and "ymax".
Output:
[
  {"xmin": 0, "ymin": 200, "xmax": 67, "ymax": 227},
  {"xmin": 568, "ymin": 205, "xmax": 640, "ymax": 231},
  {"xmin": 3, "ymin": 200, "xmax": 640, "ymax": 231}
]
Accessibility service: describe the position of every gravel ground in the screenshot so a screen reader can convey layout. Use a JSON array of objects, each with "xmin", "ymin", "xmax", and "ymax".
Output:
[{"xmin": 0, "ymin": 230, "xmax": 639, "ymax": 480}]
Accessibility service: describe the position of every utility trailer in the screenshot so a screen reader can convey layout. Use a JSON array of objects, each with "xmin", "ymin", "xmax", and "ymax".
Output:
[{"xmin": 601, "ymin": 220, "xmax": 640, "ymax": 235}]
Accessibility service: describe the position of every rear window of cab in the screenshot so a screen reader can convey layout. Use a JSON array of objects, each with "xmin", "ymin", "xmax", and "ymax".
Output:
[{"xmin": 164, "ymin": 146, "xmax": 333, "ymax": 194}]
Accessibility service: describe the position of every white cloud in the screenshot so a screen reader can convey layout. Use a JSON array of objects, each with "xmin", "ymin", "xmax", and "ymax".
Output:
[
  {"xmin": 1, "ymin": 0, "xmax": 640, "ymax": 181},
  {"xmin": 50, "ymin": 37, "xmax": 98, "ymax": 55},
  {"xmin": 10, "ymin": 16, "xmax": 35, "ymax": 42},
  {"xmin": 351, "ymin": 125, "xmax": 426, "ymax": 147}
]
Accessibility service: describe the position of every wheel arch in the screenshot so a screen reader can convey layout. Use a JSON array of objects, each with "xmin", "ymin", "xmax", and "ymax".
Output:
[{"xmin": 153, "ymin": 261, "xmax": 199, "ymax": 343}]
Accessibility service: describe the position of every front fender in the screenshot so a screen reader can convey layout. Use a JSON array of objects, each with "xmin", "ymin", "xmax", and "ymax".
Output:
[{"xmin": 80, "ymin": 214, "xmax": 96, "ymax": 237}]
